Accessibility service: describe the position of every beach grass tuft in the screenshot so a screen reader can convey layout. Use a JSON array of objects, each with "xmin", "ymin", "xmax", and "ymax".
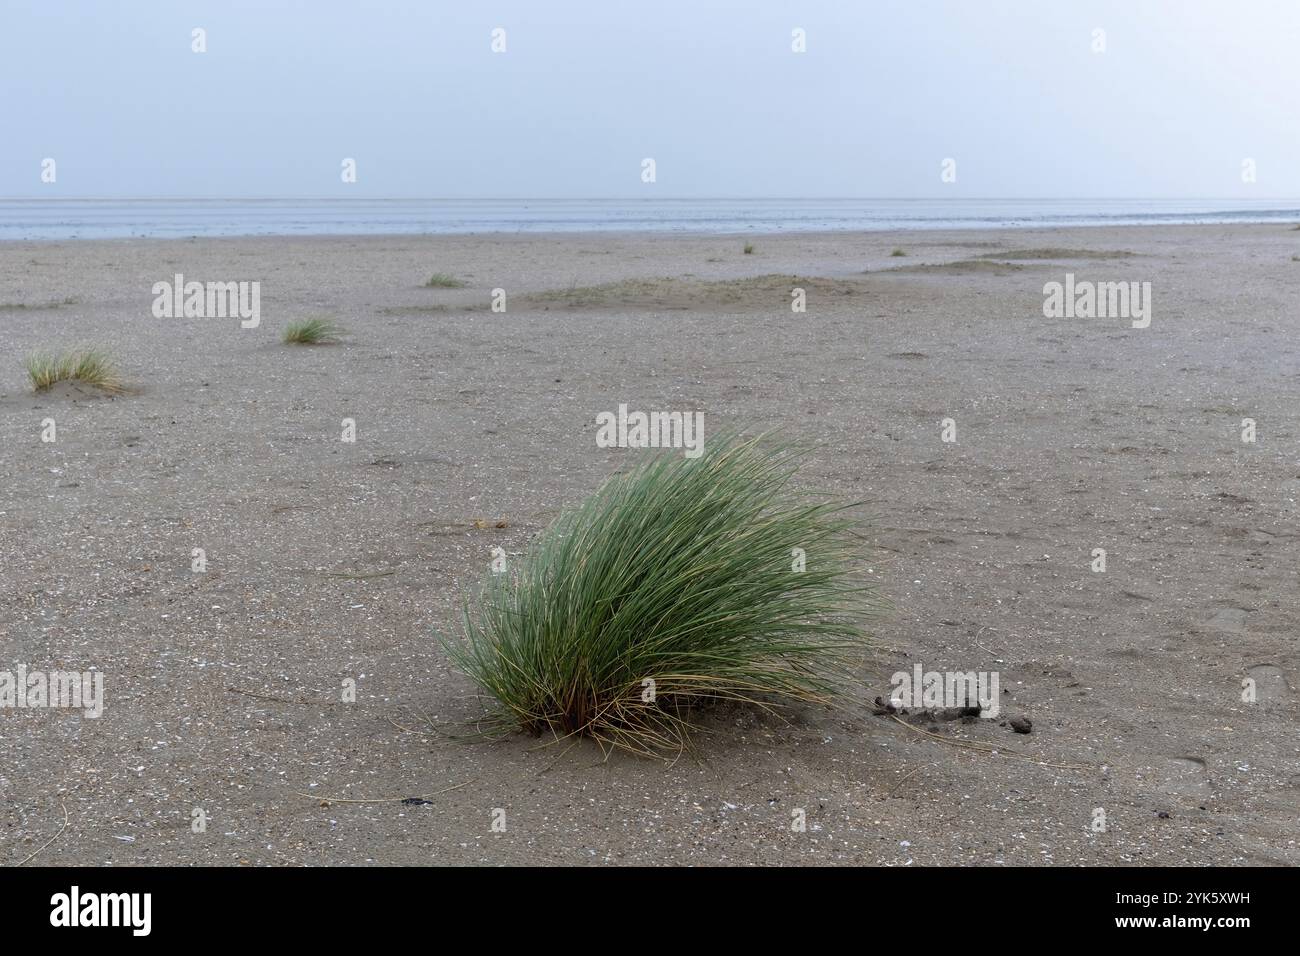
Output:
[
  {"xmin": 424, "ymin": 273, "xmax": 467, "ymax": 288},
  {"xmin": 442, "ymin": 434, "xmax": 878, "ymax": 757},
  {"xmin": 282, "ymin": 317, "xmax": 343, "ymax": 344},
  {"xmin": 25, "ymin": 348, "xmax": 123, "ymax": 393},
  {"xmin": 743, "ymin": 242, "xmax": 754, "ymax": 254},
  {"xmin": 890, "ymin": 248, "xmax": 907, "ymax": 257}
]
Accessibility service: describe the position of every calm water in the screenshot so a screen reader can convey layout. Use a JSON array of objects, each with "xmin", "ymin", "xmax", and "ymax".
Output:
[{"xmin": 3, "ymin": 198, "xmax": 1299, "ymax": 240}]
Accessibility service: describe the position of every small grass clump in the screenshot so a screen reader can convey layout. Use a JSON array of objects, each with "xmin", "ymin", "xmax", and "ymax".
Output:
[
  {"xmin": 743, "ymin": 242, "xmax": 754, "ymax": 254},
  {"xmin": 24, "ymin": 349, "xmax": 123, "ymax": 393},
  {"xmin": 443, "ymin": 434, "xmax": 877, "ymax": 756},
  {"xmin": 890, "ymin": 248, "xmax": 907, "ymax": 257},
  {"xmin": 282, "ymin": 317, "xmax": 343, "ymax": 344},
  {"xmin": 424, "ymin": 273, "xmax": 466, "ymax": 288}
]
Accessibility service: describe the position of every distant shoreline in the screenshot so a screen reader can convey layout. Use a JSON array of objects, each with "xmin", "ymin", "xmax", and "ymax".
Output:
[
  {"xmin": 4, "ymin": 197, "xmax": 1299, "ymax": 241},
  {"xmin": 3, "ymin": 220, "xmax": 1299, "ymax": 246}
]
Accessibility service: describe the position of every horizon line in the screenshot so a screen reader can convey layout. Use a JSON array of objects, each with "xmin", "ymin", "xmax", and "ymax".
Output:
[{"xmin": 4, "ymin": 195, "xmax": 1300, "ymax": 203}]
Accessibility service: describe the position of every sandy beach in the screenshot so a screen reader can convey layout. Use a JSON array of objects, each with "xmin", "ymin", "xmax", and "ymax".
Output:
[{"xmin": 2, "ymin": 223, "xmax": 1297, "ymax": 866}]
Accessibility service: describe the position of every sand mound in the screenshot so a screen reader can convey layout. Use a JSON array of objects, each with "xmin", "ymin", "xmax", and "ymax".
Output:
[
  {"xmin": 30, "ymin": 381, "xmax": 125, "ymax": 401},
  {"xmin": 520, "ymin": 274, "xmax": 868, "ymax": 311},
  {"xmin": 975, "ymin": 247, "xmax": 1138, "ymax": 260},
  {"xmin": 884, "ymin": 259, "xmax": 1026, "ymax": 275}
]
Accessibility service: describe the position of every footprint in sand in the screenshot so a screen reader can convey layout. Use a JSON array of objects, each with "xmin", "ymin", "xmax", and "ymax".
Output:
[
  {"xmin": 1158, "ymin": 757, "xmax": 1211, "ymax": 798},
  {"xmin": 1245, "ymin": 663, "xmax": 1290, "ymax": 703}
]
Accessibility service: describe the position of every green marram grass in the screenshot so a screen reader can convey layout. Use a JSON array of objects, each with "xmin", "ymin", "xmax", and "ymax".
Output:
[
  {"xmin": 282, "ymin": 317, "xmax": 343, "ymax": 344},
  {"xmin": 443, "ymin": 435, "xmax": 877, "ymax": 756},
  {"xmin": 424, "ymin": 273, "xmax": 466, "ymax": 288},
  {"xmin": 25, "ymin": 348, "xmax": 123, "ymax": 393}
]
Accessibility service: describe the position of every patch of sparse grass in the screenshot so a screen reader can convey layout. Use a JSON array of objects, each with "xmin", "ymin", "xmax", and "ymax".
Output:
[
  {"xmin": 282, "ymin": 317, "xmax": 343, "ymax": 344},
  {"xmin": 424, "ymin": 273, "xmax": 466, "ymax": 288},
  {"xmin": 442, "ymin": 434, "xmax": 877, "ymax": 757},
  {"xmin": 1292, "ymin": 254, "xmax": 1300, "ymax": 262},
  {"xmin": 890, "ymin": 258, "xmax": 1025, "ymax": 275},
  {"xmin": 975, "ymin": 247, "xmax": 1136, "ymax": 261},
  {"xmin": 743, "ymin": 242, "xmax": 754, "ymax": 254},
  {"xmin": 890, "ymin": 248, "xmax": 906, "ymax": 257},
  {"xmin": 0, "ymin": 297, "xmax": 79, "ymax": 311},
  {"xmin": 522, "ymin": 274, "xmax": 866, "ymax": 311},
  {"xmin": 379, "ymin": 304, "xmax": 452, "ymax": 315},
  {"xmin": 25, "ymin": 348, "xmax": 123, "ymax": 393},
  {"xmin": 526, "ymin": 277, "xmax": 660, "ymax": 308}
]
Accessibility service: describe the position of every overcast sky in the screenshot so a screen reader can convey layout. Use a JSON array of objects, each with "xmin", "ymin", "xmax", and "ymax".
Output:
[{"xmin": 4, "ymin": 0, "xmax": 1298, "ymax": 198}]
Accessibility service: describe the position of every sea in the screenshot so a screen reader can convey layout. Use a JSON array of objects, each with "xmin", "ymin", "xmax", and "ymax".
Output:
[{"xmin": 2, "ymin": 197, "xmax": 1298, "ymax": 241}]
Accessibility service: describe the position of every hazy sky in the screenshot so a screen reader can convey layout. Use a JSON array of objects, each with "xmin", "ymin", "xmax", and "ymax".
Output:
[{"xmin": 4, "ymin": 0, "xmax": 1299, "ymax": 198}]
